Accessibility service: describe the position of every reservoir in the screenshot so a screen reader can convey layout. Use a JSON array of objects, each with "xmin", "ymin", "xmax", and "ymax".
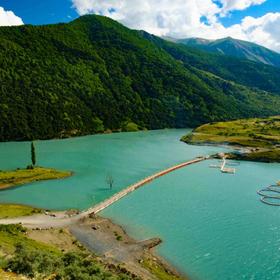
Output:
[{"xmin": 0, "ymin": 130, "xmax": 279, "ymax": 279}]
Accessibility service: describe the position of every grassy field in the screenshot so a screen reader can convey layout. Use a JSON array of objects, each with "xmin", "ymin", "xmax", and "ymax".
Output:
[
  {"xmin": 0, "ymin": 167, "xmax": 72, "ymax": 190},
  {"xmin": 182, "ymin": 116, "xmax": 280, "ymax": 162},
  {"xmin": 182, "ymin": 116, "xmax": 280, "ymax": 147},
  {"xmin": 0, "ymin": 204, "xmax": 42, "ymax": 219},
  {"xmin": 0, "ymin": 224, "xmax": 59, "ymax": 255}
]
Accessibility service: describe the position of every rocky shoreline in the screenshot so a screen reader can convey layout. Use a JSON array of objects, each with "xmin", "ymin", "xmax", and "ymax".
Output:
[
  {"xmin": 0, "ymin": 207, "xmax": 188, "ymax": 280},
  {"xmin": 70, "ymin": 215, "xmax": 188, "ymax": 280}
]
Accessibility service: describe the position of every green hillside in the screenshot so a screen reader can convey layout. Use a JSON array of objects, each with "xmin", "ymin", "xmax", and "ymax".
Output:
[
  {"xmin": 182, "ymin": 116, "xmax": 280, "ymax": 147},
  {"xmin": 144, "ymin": 33, "xmax": 280, "ymax": 94},
  {"xmin": 1, "ymin": 15, "xmax": 280, "ymax": 141},
  {"xmin": 181, "ymin": 116, "xmax": 280, "ymax": 162},
  {"xmin": 0, "ymin": 224, "xmax": 135, "ymax": 279}
]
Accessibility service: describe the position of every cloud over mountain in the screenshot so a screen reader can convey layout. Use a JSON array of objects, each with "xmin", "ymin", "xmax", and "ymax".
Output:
[
  {"xmin": 72, "ymin": 0, "xmax": 280, "ymax": 52},
  {"xmin": 220, "ymin": 0, "xmax": 266, "ymax": 14},
  {"xmin": 0, "ymin": 7, "xmax": 23, "ymax": 26}
]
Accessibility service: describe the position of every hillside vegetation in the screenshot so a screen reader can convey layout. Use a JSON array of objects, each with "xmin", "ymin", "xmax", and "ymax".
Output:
[
  {"xmin": 182, "ymin": 116, "xmax": 280, "ymax": 147},
  {"xmin": 0, "ymin": 224, "xmax": 134, "ymax": 280},
  {"xmin": 1, "ymin": 15, "xmax": 280, "ymax": 141},
  {"xmin": 145, "ymin": 33, "xmax": 280, "ymax": 94},
  {"xmin": 0, "ymin": 211, "xmax": 184, "ymax": 280},
  {"xmin": 182, "ymin": 116, "xmax": 280, "ymax": 162}
]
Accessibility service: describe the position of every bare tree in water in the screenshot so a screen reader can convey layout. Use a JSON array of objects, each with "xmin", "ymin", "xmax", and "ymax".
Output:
[{"xmin": 106, "ymin": 174, "xmax": 114, "ymax": 190}]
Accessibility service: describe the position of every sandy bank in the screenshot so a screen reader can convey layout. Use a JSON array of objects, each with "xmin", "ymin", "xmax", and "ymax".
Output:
[
  {"xmin": 70, "ymin": 215, "xmax": 187, "ymax": 280},
  {"xmin": 0, "ymin": 211, "xmax": 187, "ymax": 280}
]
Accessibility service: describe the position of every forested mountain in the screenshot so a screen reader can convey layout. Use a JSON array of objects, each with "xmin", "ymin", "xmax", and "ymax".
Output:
[
  {"xmin": 176, "ymin": 37, "xmax": 280, "ymax": 68},
  {"xmin": 145, "ymin": 33, "xmax": 280, "ymax": 94},
  {"xmin": 1, "ymin": 15, "xmax": 280, "ymax": 141}
]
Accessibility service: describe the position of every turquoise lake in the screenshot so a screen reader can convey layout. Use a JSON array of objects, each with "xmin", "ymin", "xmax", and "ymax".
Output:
[{"xmin": 0, "ymin": 130, "xmax": 280, "ymax": 279}]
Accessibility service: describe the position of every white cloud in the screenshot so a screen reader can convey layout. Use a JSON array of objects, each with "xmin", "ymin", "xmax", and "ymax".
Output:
[
  {"xmin": 72, "ymin": 0, "xmax": 220, "ymax": 36},
  {"xmin": 0, "ymin": 7, "xmax": 23, "ymax": 26},
  {"xmin": 231, "ymin": 13, "xmax": 280, "ymax": 52},
  {"xmin": 220, "ymin": 0, "xmax": 267, "ymax": 14},
  {"xmin": 72, "ymin": 0, "xmax": 280, "ymax": 52}
]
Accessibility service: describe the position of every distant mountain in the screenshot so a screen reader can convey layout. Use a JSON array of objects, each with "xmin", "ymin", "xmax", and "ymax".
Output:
[
  {"xmin": 1, "ymin": 15, "xmax": 280, "ymax": 141},
  {"xmin": 176, "ymin": 37, "xmax": 280, "ymax": 67},
  {"xmin": 147, "ymin": 33, "xmax": 280, "ymax": 94}
]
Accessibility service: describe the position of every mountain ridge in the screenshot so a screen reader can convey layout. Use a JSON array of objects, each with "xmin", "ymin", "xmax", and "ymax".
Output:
[
  {"xmin": 1, "ymin": 15, "xmax": 280, "ymax": 141},
  {"xmin": 174, "ymin": 36, "xmax": 280, "ymax": 67}
]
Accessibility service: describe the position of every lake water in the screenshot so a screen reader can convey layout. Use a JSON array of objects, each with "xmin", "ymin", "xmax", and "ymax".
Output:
[{"xmin": 0, "ymin": 130, "xmax": 279, "ymax": 279}]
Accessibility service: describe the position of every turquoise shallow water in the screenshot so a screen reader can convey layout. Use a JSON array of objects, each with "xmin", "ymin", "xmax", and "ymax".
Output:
[
  {"xmin": 0, "ymin": 130, "xmax": 280, "ymax": 279},
  {"xmin": 102, "ymin": 160, "xmax": 280, "ymax": 279},
  {"xmin": 0, "ymin": 129, "xmax": 223, "ymax": 210}
]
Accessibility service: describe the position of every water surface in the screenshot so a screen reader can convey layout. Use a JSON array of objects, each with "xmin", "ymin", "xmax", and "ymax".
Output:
[
  {"xmin": 1, "ymin": 130, "xmax": 279, "ymax": 279},
  {"xmin": 0, "ymin": 129, "xmax": 223, "ymax": 209},
  {"xmin": 102, "ymin": 160, "xmax": 280, "ymax": 280}
]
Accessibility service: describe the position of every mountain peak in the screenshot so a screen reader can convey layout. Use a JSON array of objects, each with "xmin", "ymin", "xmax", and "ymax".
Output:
[
  {"xmin": 224, "ymin": 36, "xmax": 234, "ymax": 40},
  {"xmin": 71, "ymin": 14, "xmax": 124, "ymax": 29},
  {"xmin": 175, "ymin": 36, "xmax": 280, "ymax": 67}
]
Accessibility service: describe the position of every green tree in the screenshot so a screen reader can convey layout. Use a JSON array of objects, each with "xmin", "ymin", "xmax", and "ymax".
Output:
[{"xmin": 31, "ymin": 142, "xmax": 36, "ymax": 166}]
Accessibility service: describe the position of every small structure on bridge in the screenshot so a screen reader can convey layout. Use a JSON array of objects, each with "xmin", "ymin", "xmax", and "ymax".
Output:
[{"xmin": 209, "ymin": 157, "xmax": 236, "ymax": 174}]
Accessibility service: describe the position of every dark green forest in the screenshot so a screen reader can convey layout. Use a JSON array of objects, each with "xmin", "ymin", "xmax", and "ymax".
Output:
[{"xmin": 1, "ymin": 15, "xmax": 280, "ymax": 141}]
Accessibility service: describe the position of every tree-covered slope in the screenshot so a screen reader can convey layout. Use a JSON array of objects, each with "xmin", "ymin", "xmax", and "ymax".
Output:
[
  {"xmin": 177, "ymin": 37, "xmax": 280, "ymax": 68},
  {"xmin": 1, "ymin": 15, "xmax": 280, "ymax": 141},
  {"xmin": 143, "ymin": 32, "xmax": 280, "ymax": 94}
]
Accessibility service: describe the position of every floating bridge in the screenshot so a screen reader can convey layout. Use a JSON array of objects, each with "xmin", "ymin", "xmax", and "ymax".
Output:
[{"xmin": 81, "ymin": 156, "xmax": 208, "ymax": 216}]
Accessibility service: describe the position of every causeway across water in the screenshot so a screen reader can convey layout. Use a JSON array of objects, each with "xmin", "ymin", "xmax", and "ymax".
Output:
[
  {"xmin": 82, "ymin": 156, "xmax": 209, "ymax": 216},
  {"xmin": 0, "ymin": 156, "xmax": 209, "ymax": 229}
]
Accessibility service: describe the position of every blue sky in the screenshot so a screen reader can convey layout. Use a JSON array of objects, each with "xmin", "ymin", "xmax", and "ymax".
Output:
[
  {"xmin": 0, "ymin": 0, "xmax": 77, "ymax": 25},
  {"xmin": 0, "ymin": 0, "xmax": 280, "ymax": 51},
  {"xmin": 0, "ymin": 0, "xmax": 278, "ymax": 26},
  {"xmin": 220, "ymin": 0, "xmax": 280, "ymax": 26}
]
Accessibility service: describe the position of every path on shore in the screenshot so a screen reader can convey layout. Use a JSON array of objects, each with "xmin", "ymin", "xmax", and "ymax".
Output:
[{"xmin": 0, "ymin": 156, "xmax": 208, "ymax": 228}]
